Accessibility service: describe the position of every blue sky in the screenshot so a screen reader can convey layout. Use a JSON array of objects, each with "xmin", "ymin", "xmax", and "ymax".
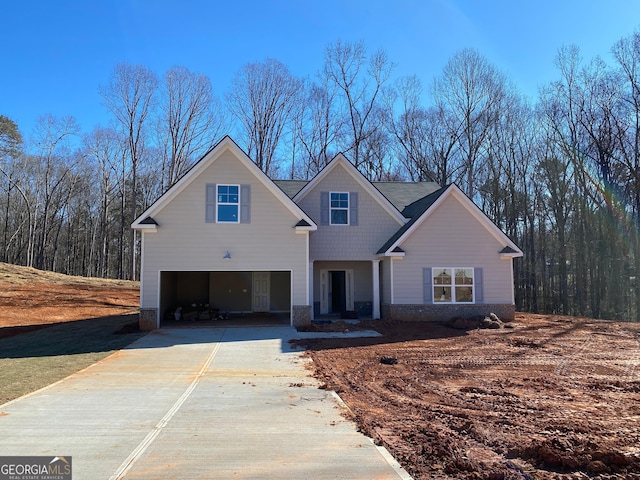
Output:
[{"xmin": 2, "ymin": 0, "xmax": 639, "ymax": 139}]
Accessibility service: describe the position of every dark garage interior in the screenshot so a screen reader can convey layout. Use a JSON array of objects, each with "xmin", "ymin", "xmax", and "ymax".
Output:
[{"xmin": 159, "ymin": 271, "xmax": 291, "ymax": 324}]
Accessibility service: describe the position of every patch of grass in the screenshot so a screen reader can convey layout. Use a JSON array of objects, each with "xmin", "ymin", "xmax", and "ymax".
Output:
[{"xmin": 0, "ymin": 314, "xmax": 146, "ymax": 405}]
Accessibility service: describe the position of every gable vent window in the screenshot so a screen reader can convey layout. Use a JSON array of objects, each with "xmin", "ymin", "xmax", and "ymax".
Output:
[{"xmin": 330, "ymin": 192, "xmax": 349, "ymax": 225}]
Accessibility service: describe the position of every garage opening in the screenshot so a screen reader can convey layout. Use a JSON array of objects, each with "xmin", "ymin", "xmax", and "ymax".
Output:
[{"xmin": 159, "ymin": 271, "xmax": 291, "ymax": 326}]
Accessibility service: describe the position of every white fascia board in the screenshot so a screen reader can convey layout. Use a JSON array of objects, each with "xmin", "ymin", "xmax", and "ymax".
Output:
[
  {"xmin": 293, "ymin": 154, "xmax": 406, "ymax": 225},
  {"xmin": 295, "ymin": 225, "xmax": 317, "ymax": 234},
  {"xmin": 501, "ymin": 252, "xmax": 523, "ymax": 259},
  {"xmin": 133, "ymin": 225, "xmax": 157, "ymax": 233}
]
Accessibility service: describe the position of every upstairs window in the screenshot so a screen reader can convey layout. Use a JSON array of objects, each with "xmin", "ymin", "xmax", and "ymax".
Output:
[
  {"xmin": 330, "ymin": 192, "xmax": 349, "ymax": 225},
  {"xmin": 217, "ymin": 184, "xmax": 239, "ymax": 223}
]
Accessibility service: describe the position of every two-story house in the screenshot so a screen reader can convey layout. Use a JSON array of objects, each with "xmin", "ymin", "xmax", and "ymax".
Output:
[{"xmin": 132, "ymin": 136, "xmax": 522, "ymax": 330}]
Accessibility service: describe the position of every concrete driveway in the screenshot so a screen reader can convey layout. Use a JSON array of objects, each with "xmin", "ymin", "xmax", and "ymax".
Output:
[{"xmin": 0, "ymin": 326, "xmax": 410, "ymax": 479}]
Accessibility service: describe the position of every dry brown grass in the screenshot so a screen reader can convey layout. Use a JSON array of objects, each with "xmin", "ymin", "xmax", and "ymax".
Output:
[
  {"xmin": 0, "ymin": 263, "xmax": 143, "ymax": 405},
  {"xmin": 0, "ymin": 262, "xmax": 137, "ymax": 287}
]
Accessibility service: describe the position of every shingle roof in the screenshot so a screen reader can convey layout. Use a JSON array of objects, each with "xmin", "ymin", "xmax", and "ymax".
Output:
[
  {"xmin": 273, "ymin": 179, "xmax": 441, "ymax": 215},
  {"xmin": 373, "ymin": 182, "xmax": 440, "ymax": 213},
  {"xmin": 273, "ymin": 180, "xmax": 309, "ymax": 198}
]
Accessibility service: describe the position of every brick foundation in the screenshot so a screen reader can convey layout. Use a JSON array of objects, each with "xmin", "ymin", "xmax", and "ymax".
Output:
[
  {"xmin": 381, "ymin": 304, "xmax": 515, "ymax": 322},
  {"xmin": 139, "ymin": 308, "xmax": 159, "ymax": 331},
  {"xmin": 292, "ymin": 305, "xmax": 312, "ymax": 327}
]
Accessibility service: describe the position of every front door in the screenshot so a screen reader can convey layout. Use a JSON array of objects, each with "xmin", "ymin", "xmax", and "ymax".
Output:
[
  {"xmin": 253, "ymin": 272, "xmax": 270, "ymax": 312},
  {"xmin": 330, "ymin": 271, "xmax": 346, "ymax": 313},
  {"xmin": 320, "ymin": 269, "xmax": 354, "ymax": 315}
]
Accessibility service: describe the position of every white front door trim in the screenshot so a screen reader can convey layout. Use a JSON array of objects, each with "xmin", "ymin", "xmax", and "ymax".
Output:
[{"xmin": 319, "ymin": 268, "xmax": 354, "ymax": 314}]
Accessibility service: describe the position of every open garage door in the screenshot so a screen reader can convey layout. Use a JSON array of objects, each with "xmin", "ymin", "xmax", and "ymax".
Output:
[{"xmin": 159, "ymin": 271, "xmax": 291, "ymax": 325}]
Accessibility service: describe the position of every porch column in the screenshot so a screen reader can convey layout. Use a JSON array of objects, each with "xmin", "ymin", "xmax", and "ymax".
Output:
[
  {"xmin": 372, "ymin": 259, "xmax": 380, "ymax": 319},
  {"xmin": 309, "ymin": 261, "xmax": 314, "ymax": 320}
]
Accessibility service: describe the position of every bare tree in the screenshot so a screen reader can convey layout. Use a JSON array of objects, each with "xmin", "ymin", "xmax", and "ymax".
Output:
[
  {"xmin": 0, "ymin": 115, "xmax": 23, "ymax": 261},
  {"xmin": 30, "ymin": 115, "xmax": 80, "ymax": 270},
  {"xmin": 613, "ymin": 31, "xmax": 640, "ymax": 225},
  {"xmin": 612, "ymin": 30, "xmax": 640, "ymax": 320},
  {"xmin": 292, "ymin": 75, "xmax": 342, "ymax": 179},
  {"xmin": 432, "ymin": 48, "xmax": 507, "ymax": 198},
  {"xmin": 226, "ymin": 58, "xmax": 301, "ymax": 175},
  {"xmin": 99, "ymin": 63, "xmax": 158, "ymax": 280},
  {"xmin": 157, "ymin": 66, "xmax": 226, "ymax": 189},
  {"xmin": 324, "ymin": 40, "xmax": 395, "ymax": 176},
  {"xmin": 83, "ymin": 127, "xmax": 124, "ymax": 277}
]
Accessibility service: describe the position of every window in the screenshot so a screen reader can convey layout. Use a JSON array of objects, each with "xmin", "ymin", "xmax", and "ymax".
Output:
[
  {"xmin": 330, "ymin": 192, "xmax": 349, "ymax": 225},
  {"xmin": 217, "ymin": 184, "xmax": 239, "ymax": 223},
  {"xmin": 433, "ymin": 268, "xmax": 474, "ymax": 303}
]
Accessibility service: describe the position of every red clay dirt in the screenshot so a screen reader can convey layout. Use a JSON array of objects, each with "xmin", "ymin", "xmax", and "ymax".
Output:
[
  {"xmin": 303, "ymin": 314, "xmax": 640, "ymax": 479},
  {"xmin": 3, "ymin": 263, "xmax": 640, "ymax": 478},
  {"xmin": 0, "ymin": 263, "xmax": 139, "ymax": 338}
]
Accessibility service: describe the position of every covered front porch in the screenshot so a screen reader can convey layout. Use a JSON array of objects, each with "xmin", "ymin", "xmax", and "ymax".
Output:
[{"xmin": 310, "ymin": 260, "xmax": 381, "ymax": 320}]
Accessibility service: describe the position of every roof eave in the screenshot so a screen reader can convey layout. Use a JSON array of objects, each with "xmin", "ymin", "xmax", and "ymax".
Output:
[
  {"xmin": 132, "ymin": 224, "xmax": 158, "ymax": 232},
  {"xmin": 500, "ymin": 251, "xmax": 524, "ymax": 259},
  {"xmin": 381, "ymin": 251, "xmax": 405, "ymax": 257},
  {"xmin": 295, "ymin": 225, "xmax": 317, "ymax": 233}
]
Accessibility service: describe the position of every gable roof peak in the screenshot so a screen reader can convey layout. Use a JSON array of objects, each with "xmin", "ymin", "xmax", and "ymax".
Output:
[
  {"xmin": 378, "ymin": 182, "xmax": 523, "ymax": 257},
  {"xmin": 292, "ymin": 152, "xmax": 406, "ymax": 225},
  {"xmin": 132, "ymin": 135, "xmax": 316, "ymax": 230}
]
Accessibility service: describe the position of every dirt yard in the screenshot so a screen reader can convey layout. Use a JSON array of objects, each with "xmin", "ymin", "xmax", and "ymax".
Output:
[
  {"xmin": 3, "ymin": 262, "xmax": 640, "ymax": 478},
  {"xmin": 304, "ymin": 315, "xmax": 640, "ymax": 479},
  {"xmin": 0, "ymin": 262, "xmax": 139, "ymax": 337}
]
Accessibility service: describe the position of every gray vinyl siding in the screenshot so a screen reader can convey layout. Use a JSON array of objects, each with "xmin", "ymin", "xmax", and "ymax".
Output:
[
  {"xmin": 298, "ymin": 163, "xmax": 403, "ymax": 261},
  {"xmin": 392, "ymin": 194, "xmax": 514, "ymax": 305},
  {"xmin": 140, "ymin": 149, "xmax": 308, "ymax": 309}
]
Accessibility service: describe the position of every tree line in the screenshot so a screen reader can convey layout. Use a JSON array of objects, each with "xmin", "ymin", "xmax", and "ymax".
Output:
[{"xmin": 1, "ymin": 32, "xmax": 640, "ymax": 321}]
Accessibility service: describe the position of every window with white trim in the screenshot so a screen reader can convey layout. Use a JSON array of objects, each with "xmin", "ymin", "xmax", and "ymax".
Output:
[
  {"xmin": 433, "ymin": 268, "xmax": 474, "ymax": 303},
  {"xmin": 217, "ymin": 184, "xmax": 239, "ymax": 223},
  {"xmin": 330, "ymin": 192, "xmax": 349, "ymax": 225}
]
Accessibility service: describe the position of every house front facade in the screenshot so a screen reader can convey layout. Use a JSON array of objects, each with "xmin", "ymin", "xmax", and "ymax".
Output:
[{"xmin": 133, "ymin": 136, "xmax": 522, "ymax": 330}]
